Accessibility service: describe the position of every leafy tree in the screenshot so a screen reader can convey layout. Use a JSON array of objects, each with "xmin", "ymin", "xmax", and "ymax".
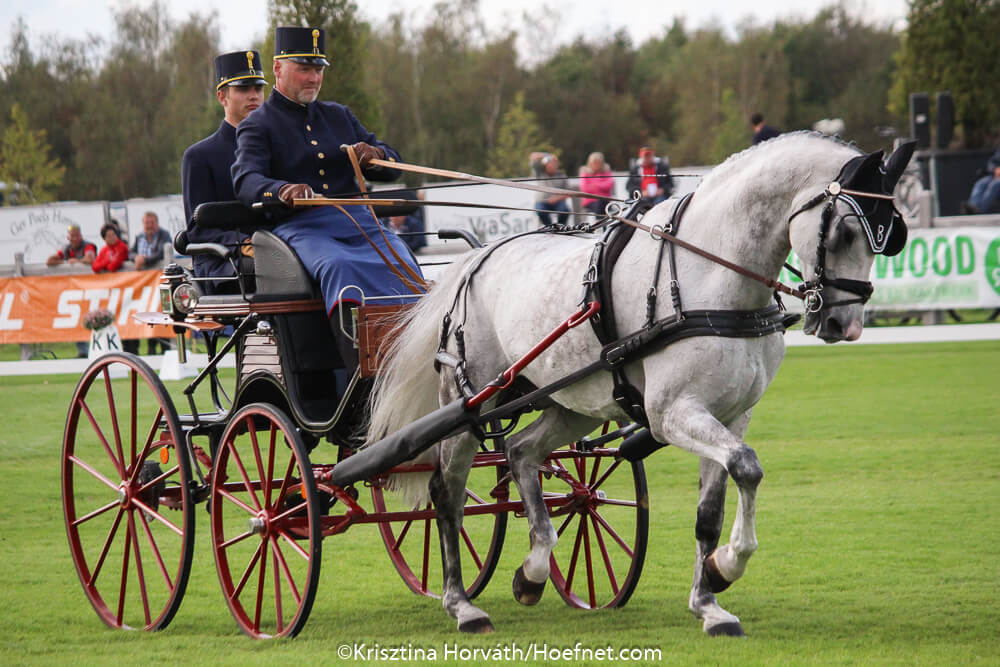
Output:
[
  {"xmin": 486, "ymin": 92, "xmax": 556, "ymax": 178},
  {"xmin": 890, "ymin": 0, "xmax": 1000, "ymax": 147},
  {"xmin": 0, "ymin": 103, "xmax": 66, "ymax": 203}
]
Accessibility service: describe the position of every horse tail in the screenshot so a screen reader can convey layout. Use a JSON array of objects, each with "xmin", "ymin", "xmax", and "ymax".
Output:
[{"xmin": 365, "ymin": 251, "xmax": 477, "ymax": 507}]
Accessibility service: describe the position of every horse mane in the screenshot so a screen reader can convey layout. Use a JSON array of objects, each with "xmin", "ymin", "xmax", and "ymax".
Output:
[{"xmin": 700, "ymin": 130, "xmax": 862, "ymax": 192}]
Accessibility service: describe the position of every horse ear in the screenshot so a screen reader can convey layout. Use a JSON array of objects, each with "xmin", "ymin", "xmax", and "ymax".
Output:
[
  {"xmin": 839, "ymin": 150, "xmax": 883, "ymax": 188},
  {"xmin": 883, "ymin": 140, "xmax": 917, "ymax": 192}
]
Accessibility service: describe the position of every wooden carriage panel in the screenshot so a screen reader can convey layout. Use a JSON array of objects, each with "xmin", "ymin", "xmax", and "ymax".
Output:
[{"xmin": 357, "ymin": 303, "xmax": 414, "ymax": 378}]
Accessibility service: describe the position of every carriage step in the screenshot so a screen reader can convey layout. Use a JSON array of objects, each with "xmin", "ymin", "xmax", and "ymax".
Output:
[
  {"xmin": 618, "ymin": 428, "xmax": 669, "ymax": 462},
  {"xmin": 330, "ymin": 399, "xmax": 479, "ymax": 487}
]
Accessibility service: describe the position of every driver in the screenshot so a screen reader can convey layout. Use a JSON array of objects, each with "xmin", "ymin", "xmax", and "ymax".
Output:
[{"xmin": 232, "ymin": 26, "xmax": 423, "ymax": 344}]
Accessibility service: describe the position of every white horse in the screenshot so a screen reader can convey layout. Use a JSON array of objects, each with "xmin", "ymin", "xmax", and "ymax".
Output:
[{"xmin": 364, "ymin": 132, "xmax": 914, "ymax": 635}]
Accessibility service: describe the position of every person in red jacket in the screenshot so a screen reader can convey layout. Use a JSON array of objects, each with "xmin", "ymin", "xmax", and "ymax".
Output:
[{"xmin": 92, "ymin": 222, "xmax": 129, "ymax": 273}]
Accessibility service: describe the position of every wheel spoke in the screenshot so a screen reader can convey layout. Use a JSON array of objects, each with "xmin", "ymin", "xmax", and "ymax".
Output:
[
  {"xmin": 265, "ymin": 424, "xmax": 277, "ymax": 507},
  {"xmin": 589, "ymin": 512, "xmax": 619, "ymax": 596},
  {"xmin": 564, "ymin": 514, "xmax": 586, "ymax": 592},
  {"xmin": 129, "ymin": 371, "xmax": 137, "ymax": 471},
  {"xmin": 232, "ymin": 541, "xmax": 264, "ymax": 600},
  {"xmin": 582, "ymin": 515, "xmax": 596, "ymax": 608},
  {"xmin": 391, "ymin": 519, "xmax": 414, "ymax": 552},
  {"xmin": 554, "ymin": 511, "xmax": 575, "ymax": 538},
  {"xmin": 220, "ymin": 530, "xmax": 255, "ymax": 550},
  {"xmin": 272, "ymin": 540, "xmax": 283, "ymax": 635},
  {"xmin": 127, "ymin": 407, "xmax": 165, "ymax": 486},
  {"xmin": 87, "ymin": 507, "xmax": 125, "ymax": 587},
  {"xmin": 459, "ymin": 526, "xmax": 483, "ymax": 570},
  {"xmin": 589, "ymin": 458, "xmax": 623, "ymax": 494},
  {"xmin": 276, "ymin": 530, "xmax": 311, "ymax": 561},
  {"xmin": 102, "ymin": 366, "xmax": 127, "ymax": 484},
  {"xmin": 218, "ymin": 486, "xmax": 258, "ymax": 516},
  {"xmin": 588, "ymin": 507, "xmax": 634, "ymax": 558},
  {"xmin": 253, "ymin": 540, "xmax": 269, "ymax": 633},
  {"xmin": 127, "ymin": 511, "xmax": 152, "ymax": 627},
  {"xmin": 464, "ymin": 488, "xmax": 488, "ymax": 505},
  {"xmin": 248, "ymin": 422, "xmax": 268, "ymax": 503},
  {"xmin": 421, "ymin": 513, "xmax": 432, "ymax": 593},
  {"xmin": 116, "ymin": 518, "xmax": 132, "ymax": 625},
  {"xmin": 136, "ymin": 464, "xmax": 179, "ymax": 495},
  {"xmin": 137, "ymin": 509, "xmax": 173, "ymax": 589},
  {"xmin": 270, "ymin": 495, "xmax": 309, "ymax": 524},
  {"xmin": 587, "ymin": 455, "xmax": 602, "ymax": 489},
  {"xmin": 270, "ymin": 535, "xmax": 302, "ymax": 604},
  {"xmin": 72, "ymin": 499, "xmax": 120, "ymax": 527},
  {"xmin": 227, "ymin": 420, "xmax": 263, "ymax": 511},
  {"xmin": 79, "ymin": 399, "xmax": 126, "ymax": 480},
  {"xmin": 69, "ymin": 455, "xmax": 121, "ymax": 492},
  {"xmin": 131, "ymin": 497, "xmax": 183, "ymax": 537},
  {"xmin": 271, "ymin": 456, "xmax": 297, "ymax": 515}
]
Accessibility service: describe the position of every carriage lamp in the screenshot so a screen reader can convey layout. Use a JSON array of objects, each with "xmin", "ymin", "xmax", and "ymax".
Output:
[{"xmin": 172, "ymin": 283, "xmax": 199, "ymax": 314}]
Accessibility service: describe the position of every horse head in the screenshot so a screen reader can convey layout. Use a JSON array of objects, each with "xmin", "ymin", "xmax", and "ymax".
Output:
[{"xmin": 789, "ymin": 140, "xmax": 916, "ymax": 342}]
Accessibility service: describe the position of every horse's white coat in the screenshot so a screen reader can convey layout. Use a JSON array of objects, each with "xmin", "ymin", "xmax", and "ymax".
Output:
[{"xmin": 365, "ymin": 132, "xmax": 903, "ymax": 634}]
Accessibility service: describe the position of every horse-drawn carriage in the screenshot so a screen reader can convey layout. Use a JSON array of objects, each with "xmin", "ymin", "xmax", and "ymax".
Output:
[
  {"xmin": 60, "ymin": 199, "xmax": 649, "ymax": 638},
  {"xmin": 61, "ymin": 133, "xmax": 917, "ymax": 638}
]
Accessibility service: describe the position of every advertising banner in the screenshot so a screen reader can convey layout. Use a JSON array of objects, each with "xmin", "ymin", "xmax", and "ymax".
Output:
[
  {"xmin": 0, "ymin": 202, "xmax": 109, "ymax": 266},
  {"xmin": 0, "ymin": 270, "xmax": 171, "ymax": 343},
  {"xmin": 778, "ymin": 226, "xmax": 1000, "ymax": 311}
]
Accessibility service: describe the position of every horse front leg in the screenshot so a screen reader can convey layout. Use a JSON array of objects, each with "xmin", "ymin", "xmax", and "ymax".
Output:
[
  {"xmin": 655, "ymin": 403, "xmax": 761, "ymax": 637},
  {"xmin": 430, "ymin": 430, "xmax": 495, "ymax": 633},
  {"xmin": 505, "ymin": 407, "xmax": 602, "ymax": 605}
]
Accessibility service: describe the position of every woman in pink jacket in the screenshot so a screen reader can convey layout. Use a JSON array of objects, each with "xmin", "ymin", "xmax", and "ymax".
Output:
[
  {"xmin": 92, "ymin": 223, "xmax": 129, "ymax": 273},
  {"xmin": 579, "ymin": 152, "xmax": 614, "ymax": 216}
]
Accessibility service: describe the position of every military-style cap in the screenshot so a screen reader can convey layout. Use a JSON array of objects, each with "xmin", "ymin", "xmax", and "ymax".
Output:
[
  {"xmin": 273, "ymin": 26, "xmax": 329, "ymax": 66},
  {"xmin": 215, "ymin": 50, "xmax": 267, "ymax": 90}
]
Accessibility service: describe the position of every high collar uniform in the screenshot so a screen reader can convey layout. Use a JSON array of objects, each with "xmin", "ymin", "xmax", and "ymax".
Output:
[{"xmin": 181, "ymin": 120, "xmax": 245, "ymax": 281}]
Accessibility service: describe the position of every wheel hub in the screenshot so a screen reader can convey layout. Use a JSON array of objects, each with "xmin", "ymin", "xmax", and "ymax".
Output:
[{"xmin": 248, "ymin": 514, "xmax": 269, "ymax": 535}]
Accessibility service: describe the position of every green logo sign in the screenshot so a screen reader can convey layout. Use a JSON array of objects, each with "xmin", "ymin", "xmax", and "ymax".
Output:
[{"xmin": 986, "ymin": 239, "xmax": 1000, "ymax": 297}]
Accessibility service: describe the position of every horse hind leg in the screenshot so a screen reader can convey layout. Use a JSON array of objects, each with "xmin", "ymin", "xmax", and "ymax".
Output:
[
  {"xmin": 504, "ymin": 407, "xmax": 602, "ymax": 606},
  {"xmin": 431, "ymin": 429, "xmax": 495, "ymax": 633}
]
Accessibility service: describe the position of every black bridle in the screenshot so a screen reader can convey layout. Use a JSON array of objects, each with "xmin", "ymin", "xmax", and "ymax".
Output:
[{"xmin": 787, "ymin": 180, "xmax": 899, "ymax": 313}]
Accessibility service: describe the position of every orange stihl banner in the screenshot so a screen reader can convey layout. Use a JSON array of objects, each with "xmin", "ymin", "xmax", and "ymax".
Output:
[{"xmin": 0, "ymin": 270, "xmax": 173, "ymax": 343}]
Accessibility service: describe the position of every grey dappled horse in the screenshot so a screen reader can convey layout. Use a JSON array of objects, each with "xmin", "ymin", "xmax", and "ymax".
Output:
[{"xmin": 366, "ymin": 132, "xmax": 914, "ymax": 635}]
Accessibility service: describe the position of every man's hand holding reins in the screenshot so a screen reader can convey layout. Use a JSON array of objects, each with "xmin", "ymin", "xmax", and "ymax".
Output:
[
  {"xmin": 279, "ymin": 183, "xmax": 315, "ymax": 206},
  {"xmin": 350, "ymin": 142, "xmax": 385, "ymax": 168}
]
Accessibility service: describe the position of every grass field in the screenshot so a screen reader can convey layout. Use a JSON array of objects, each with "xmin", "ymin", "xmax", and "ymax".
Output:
[{"xmin": 1, "ymin": 340, "xmax": 998, "ymax": 665}]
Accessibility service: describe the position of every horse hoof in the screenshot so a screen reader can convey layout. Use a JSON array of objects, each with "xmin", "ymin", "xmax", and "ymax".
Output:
[
  {"xmin": 512, "ymin": 565, "xmax": 546, "ymax": 606},
  {"xmin": 458, "ymin": 617, "xmax": 495, "ymax": 634},
  {"xmin": 706, "ymin": 622, "xmax": 745, "ymax": 637},
  {"xmin": 703, "ymin": 553, "xmax": 732, "ymax": 593}
]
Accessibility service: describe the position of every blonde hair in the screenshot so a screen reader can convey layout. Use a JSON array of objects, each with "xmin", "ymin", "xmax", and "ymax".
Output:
[{"xmin": 587, "ymin": 152, "xmax": 607, "ymax": 171}]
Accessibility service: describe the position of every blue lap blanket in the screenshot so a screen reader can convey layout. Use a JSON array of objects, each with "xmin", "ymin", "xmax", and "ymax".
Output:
[{"xmin": 273, "ymin": 204, "xmax": 424, "ymax": 314}]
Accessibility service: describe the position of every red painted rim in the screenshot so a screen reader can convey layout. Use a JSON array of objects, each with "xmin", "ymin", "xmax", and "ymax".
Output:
[
  {"xmin": 210, "ymin": 403, "xmax": 321, "ymax": 639},
  {"xmin": 61, "ymin": 353, "xmax": 193, "ymax": 631}
]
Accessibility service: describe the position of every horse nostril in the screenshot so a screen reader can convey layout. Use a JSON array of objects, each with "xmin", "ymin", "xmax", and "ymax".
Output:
[{"xmin": 823, "ymin": 316, "xmax": 844, "ymax": 338}]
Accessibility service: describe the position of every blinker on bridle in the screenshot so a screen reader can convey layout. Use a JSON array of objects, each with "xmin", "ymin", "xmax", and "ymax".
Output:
[{"xmin": 787, "ymin": 178, "xmax": 901, "ymax": 314}]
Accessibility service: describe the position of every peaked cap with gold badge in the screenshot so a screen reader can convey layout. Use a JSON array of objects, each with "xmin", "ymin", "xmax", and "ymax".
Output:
[
  {"xmin": 273, "ymin": 26, "xmax": 330, "ymax": 66},
  {"xmin": 214, "ymin": 50, "xmax": 268, "ymax": 90}
]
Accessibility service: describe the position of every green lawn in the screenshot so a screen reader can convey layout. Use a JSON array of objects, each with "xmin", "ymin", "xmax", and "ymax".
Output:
[{"xmin": 0, "ymin": 341, "xmax": 998, "ymax": 665}]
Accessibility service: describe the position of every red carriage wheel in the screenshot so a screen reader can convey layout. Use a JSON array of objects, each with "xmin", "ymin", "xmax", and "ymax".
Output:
[
  {"xmin": 211, "ymin": 403, "xmax": 321, "ymax": 638},
  {"xmin": 61, "ymin": 353, "xmax": 194, "ymax": 631},
  {"xmin": 370, "ymin": 444, "xmax": 507, "ymax": 599},
  {"xmin": 544, "ymin": 430, "xmax": 648, "ymax": 609}
]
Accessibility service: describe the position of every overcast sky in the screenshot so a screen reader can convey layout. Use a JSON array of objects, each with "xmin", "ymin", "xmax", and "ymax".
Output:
[{"xmin": 1, "ymin": 0, "xmax": 908, "ymax": 60}]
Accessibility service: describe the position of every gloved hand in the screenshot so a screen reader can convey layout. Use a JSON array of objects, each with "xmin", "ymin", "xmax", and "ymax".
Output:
[
  {"xmin": 278, "ymin": 183, "xmax": 315, "ymax": 206},
  {"xmin": 351, "ymin": 142, "xmax": 385, "ymax": 168}
]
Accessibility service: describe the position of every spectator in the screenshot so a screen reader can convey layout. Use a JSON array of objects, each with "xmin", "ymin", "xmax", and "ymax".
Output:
[
  {"xmin": 966, "ymin": 148, "xmax": 1000, "ymax": 214},
  {"xmin": 47, "ymin": 224, "xmax": 96, "ymax": 267},
  {"xmin": 130, "ymin": 211, "xmax": 172, "ymax": 269},
  {"xmin": 625, "ymin": 147, "xmax": 673, "ymax": 205},
  {"xmin": 579, "ymin": 152, "xmax": 614, "ymax": 217},
  {"xmin": 529, "ymin": 152, "xmax": 570, "ymax": 226},
  {"xmin": 750, "ymin": 112, "xmax": 781, "ymax": 145},
  {"xmin": 92, "ymin": 223, "xmax": 129, "ymax": 273}
]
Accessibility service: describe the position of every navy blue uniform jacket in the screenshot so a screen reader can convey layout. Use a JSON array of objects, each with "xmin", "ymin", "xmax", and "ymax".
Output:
[
  {"xmin": 232, "ymin": 89, "xmax": 401, "ymax": 210},
  {"xmin": 181, "ymin": 120, "xmax": 244, "ymax": 280}
]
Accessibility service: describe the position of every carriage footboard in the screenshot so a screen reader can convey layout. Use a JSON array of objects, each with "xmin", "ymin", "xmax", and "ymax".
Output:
[{"xmin": 330, "ymin": 398, "xmax": 479, "ymax": 487}]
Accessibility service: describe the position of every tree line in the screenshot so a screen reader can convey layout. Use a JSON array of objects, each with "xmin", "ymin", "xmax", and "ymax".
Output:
[{"xmin": 1, "ymin": 0, "xmax": 997, "ymax": 204}]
